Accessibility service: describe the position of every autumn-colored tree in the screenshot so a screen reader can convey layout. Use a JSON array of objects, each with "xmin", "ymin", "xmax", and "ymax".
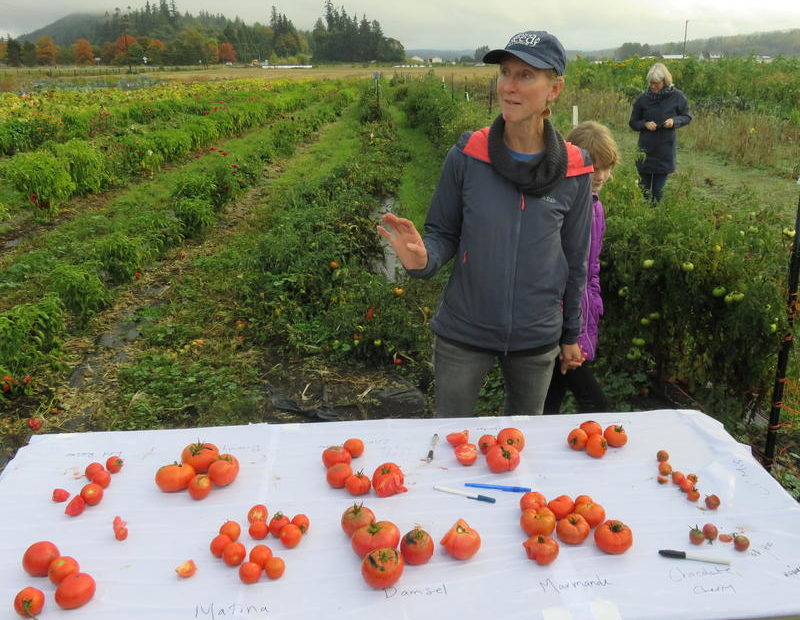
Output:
[
  {"xmin": 0, "ymin": 40, "xmax": 7, "ymax": 62},
  {"xmin": 35, "ymin": 36, "xmax": 58, "ymax": 65},
  {"xmin": 72, "ymin": 39, "xmax": 95, "ymax": 65},
  {"xmin": 218, "ymin": 42, "xmax": 237, "ymax": 63},
  {"xmin": 114, "ymin": 34, "xmax": 138, "ymax": 62}
]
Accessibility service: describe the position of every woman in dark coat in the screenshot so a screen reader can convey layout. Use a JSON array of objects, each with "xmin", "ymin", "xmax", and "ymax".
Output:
[{"xmin": 629, "ymin": 62, "xmax": 691, "ymax": 202}]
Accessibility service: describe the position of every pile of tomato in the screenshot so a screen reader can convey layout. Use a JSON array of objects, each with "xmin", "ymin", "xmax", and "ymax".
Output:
[
  {"xmin": 15, "ymin": 540, "xmax": 97, "ymax": 617},
  {"xmin": 53, "ymin": 455, "xmax": 123, "ymax": 517},
  {"xmin": 566, "ymin": 420, "xmax": 627, "ymax": 458},
  {"xmin": 517, "ymin": 491, "xmax": 633, "ymax": 565},
  {"xmin": 155, "ymin": 441, "xmax": 239, "ymax": 497},
  {"xmin": 341, "ymin": 503, "xmax": 482, "ymax": 589},
  {"xmin": 654, "ymin": 449, "xmax": 721, "ymax": 508},
  {"xmin": 447, "ymin": 427, "xmax": 525, "ymax": 472},
  {"xmin": 322, "ymin": 438, "xmax": 408, "ymax": 498},
  {"xmin": 688, "ymin": 522, "xmax": 750, "ymax": 551}
]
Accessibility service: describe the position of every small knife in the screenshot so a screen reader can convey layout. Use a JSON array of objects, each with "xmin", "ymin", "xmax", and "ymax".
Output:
[
  {"xmin": 425, "ymin": 433, "xmax": 439, "ymax": 462},
  {"xmin": 658, "ymin": 549, "xmax": 731, "ymax": 566}
]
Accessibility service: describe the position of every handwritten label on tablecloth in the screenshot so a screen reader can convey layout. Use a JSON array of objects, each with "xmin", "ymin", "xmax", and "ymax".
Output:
[
  {"xmin": 194, "ymin": 602, "xmax": 270, "ymax": 619},
  {"xmin": 666, "ymin": 564, "xmax": 738, "ymax": 595},
  {"xmin": 383, "ymin": 583, "xmax": 448, "ymax": 599}
]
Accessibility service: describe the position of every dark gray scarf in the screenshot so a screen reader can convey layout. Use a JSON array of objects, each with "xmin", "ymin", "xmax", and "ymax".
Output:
[{"xmin": 487, "ymin": 114, "xmax": 568, "ymax": 197}]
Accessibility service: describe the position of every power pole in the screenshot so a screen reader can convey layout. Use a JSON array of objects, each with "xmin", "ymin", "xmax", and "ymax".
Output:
[{"xmin": 682, "ymin": 20, "xmax": 689, "ymax": 59}]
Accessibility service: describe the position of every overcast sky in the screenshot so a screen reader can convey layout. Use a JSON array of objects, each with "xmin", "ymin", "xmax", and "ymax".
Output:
[{"xmin": 1, "ymin": 0, "xmax": 798, "ymax": 51}]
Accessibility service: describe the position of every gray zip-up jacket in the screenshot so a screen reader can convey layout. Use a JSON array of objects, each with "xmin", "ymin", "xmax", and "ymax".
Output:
[{"xmin": 407, "ymin": 128, "xmax": 593, "ymax": 353}]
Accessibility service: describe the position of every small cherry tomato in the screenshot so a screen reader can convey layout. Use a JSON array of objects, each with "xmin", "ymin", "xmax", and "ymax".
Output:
[
  {"xmin": 64, "ymin": 495, "xmax": 86, "ymax": 517},
  {"xmin": 85, "ymin": 462, "xmax": 104, "ymax": 480},
  {"xmin": 279, "ymin": 523, "xmax": 303, "ymax": 548},
  {"xmin": 248, "ymin": 520, "xmax": 269, "ymax": 540},
  {"xmin": 52, "ymin": 488, "xmax": 70, "ymax": 503},
  {"xmin": 705, "ymin": 494, "xmax": 721, "ymax": 510},
  {"xmin": 264, "ymin": 556, "xmax": 285, "ymax": 579},
  {"xmin": 105, "ymin": 456, "xmax": 123, "ymax": 473},
  {"xmin": 219, "ymin": 520, "xmax": 241, "ymax": 541},
  {"xmin": 210, "ymin": 534, "xmax": 232, "ymax": 557},
  {"xmin": 477, "ymin": 434, "xmax": 497, "ymax": 454},
  {"xmin": 175, "ymin": 559, "xmax": 197, "ymax": 578},
  {"xmin": 89, "ymin": 468, "xmax": 111, "ymax": 488},
  {"xmin": 269, "ymin": 512, "xmax": 290, "ymax": 537},
  {"xmin": 247, "ymin": 504, "xmax": 269, "ymax": 523},
  {"xmin": 222, "ymin": 541, "xmax": 247, "ymax": 566},
  {"xmin": 239, "ymin": 561, "xmax": 262, "ymax": 584},
  {"xmin": 249, "ymin": 544, "xmax": 273, "ymax": 567},
  {"xmin": 79, "ymin": 482, "xmax": 103, "ymax": 506},
  {"xmin": 291, "ymin": 514, "xmax": 310, "ymax": 534}
]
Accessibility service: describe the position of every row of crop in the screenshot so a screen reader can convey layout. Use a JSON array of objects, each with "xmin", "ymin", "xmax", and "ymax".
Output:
[
  {"xmin": 0, "ymin": 79, "xmax": 303, "ymax": 155},
  {"xmin": 384, "ymin": 73, "xmax": 796, "ymax": 421},
  {"xmin": 0, "ymin": 85, "xmax": 355, "ymax": 395},
  {"xmin": 0, "ymin": 81, "xmax": 323, "ymax": 217}
]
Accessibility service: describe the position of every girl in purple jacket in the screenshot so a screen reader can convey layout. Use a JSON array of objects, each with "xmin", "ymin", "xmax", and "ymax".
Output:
[{"xmin": 544, "ymin": 121, "xmax": 619, "ymax": 413}]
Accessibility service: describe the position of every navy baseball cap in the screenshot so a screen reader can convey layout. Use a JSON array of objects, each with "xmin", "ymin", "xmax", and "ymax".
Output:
[{"xmin": 483, "ymin": 31, "xmax": 566, "ymax": 75}]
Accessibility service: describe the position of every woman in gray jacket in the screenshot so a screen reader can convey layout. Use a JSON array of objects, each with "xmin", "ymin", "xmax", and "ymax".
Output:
[{"xmin": 378, "ymin": 30, "xmax": 593, "ymax": 417}]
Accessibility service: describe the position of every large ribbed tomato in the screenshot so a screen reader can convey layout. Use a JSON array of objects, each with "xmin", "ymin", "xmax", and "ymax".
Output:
[{"xmin": 440, "ymin": 519, "xmax": 481, "ymax": 560}]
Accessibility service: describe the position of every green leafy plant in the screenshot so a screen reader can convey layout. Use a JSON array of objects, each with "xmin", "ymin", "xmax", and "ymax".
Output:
[{"xmin": 48, "ymin": 263, "xmax": 109, "ymax": 321}]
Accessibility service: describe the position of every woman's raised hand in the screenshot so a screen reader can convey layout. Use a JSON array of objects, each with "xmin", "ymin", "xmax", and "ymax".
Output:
[{"xmin": 377, "ymin": 213, "xmax": 428, "ymax": 271}]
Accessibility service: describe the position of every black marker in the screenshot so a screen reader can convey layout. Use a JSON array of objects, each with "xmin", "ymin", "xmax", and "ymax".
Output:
[{"xmin": 658, "ymin": 549, "xmax": 730, "ymax": 566}]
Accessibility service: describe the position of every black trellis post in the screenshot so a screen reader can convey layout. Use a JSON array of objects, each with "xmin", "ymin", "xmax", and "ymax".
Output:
[{"xmin": 764, "ymin": 193, "xmax": 800, "ymax": 470}]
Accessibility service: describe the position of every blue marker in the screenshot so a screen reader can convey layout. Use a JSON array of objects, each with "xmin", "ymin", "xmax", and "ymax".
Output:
[{"xmin": 464, "ymin": 482, "xmax": 531, "ymax": 493}]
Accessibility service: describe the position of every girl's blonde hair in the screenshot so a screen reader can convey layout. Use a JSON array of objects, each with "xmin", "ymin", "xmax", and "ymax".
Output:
[{"xmin": 567, "ymin": 121, "xmax": 620, "ymax": 170}]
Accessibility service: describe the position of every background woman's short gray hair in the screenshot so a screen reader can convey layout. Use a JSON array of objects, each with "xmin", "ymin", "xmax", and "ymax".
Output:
[{"xmin": 646, "ymin": 62, "xmax": 673, "ymax": 86}]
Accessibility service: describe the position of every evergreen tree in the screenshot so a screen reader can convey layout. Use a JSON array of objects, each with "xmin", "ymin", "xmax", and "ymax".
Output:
[{"xmin": 6, "ymin": 38, "xmax": 23, "ymax": 66}]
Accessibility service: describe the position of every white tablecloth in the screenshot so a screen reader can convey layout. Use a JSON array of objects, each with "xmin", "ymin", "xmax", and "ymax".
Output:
[{"xmin": 2, "ymin": 409, "xmax": 799, "ymax": 620}]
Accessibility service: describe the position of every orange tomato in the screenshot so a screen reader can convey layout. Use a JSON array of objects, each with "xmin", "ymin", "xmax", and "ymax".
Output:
[
  {"xmin": 573, "ymin": 501, "xmax": 606, "ymax": 528},
  {"xmin": 264, "ymin": 556, "xmax": 285, "ymax": 579},
  {"xmin": 187, "ymin": 474, "xmax": 212, "ymax": 500},
  {"xmin": 585, "ymin": 434, "xmax": 608, "ymax": 458},
  {"xmin": 446, "ymin": 430, "xmax": 469, "ymax": 447},
  {"xmin": 54, "ymin": 573, "xmax": 96, "ymax": 610},
  {"xmin": 291, "ymin": 514, "xmax": 310, "ymax": 534},
  {"xmin": 279, "ymin": 524, "xmax": 303, "ymax": 548},
  {"xmin": 594, "ymin": 520, "xmax": 633, "ymax": 554},
  {"xmin": 181, "ymin": 442, "xmax": 219, "ymax": 474},
  {"xmin": 485, "ymin": 444, "xmax": 521, "ymax": 473},
  {"xmin": 175, "ymin": 559, "xmax": 197, "ymax": 578},
  {"xmin": 155, "ymin": 462, "xmax": 196, "ymax": 492},
  {"xmin": 219, "ymin": 520, "xmax": 241, "ymax": 541},
  {"xmin": 523, "ymin": 534, "xmax": 559, "ymax": 565},
  {"xmin": 48, "ymin": 556, "xmax": 80, "ymax": 585},
  {"xmin": 579, "ymin": 420, "xmax": 603, "ymax": 437},
  {"xmin": 222, "ymin": 541, "xmax": 247, "ymax": 566},
  {"xmin": 210, "ymin": 534, "xmax": 232, "ymax": 557},
  {"xmin": 239, "ymin": 561, "xmax": 262, "ymax": 584},
  {"xmin": 556, "ymin": 513, "xmax": 591, "ymax": 544},
  {"xmin": 520, "ymin": 506, "xmax": 556, "ymax": 536},
  {"xmin": 567, "ymin": 427, "xmax": 588, "ymax": 450},
  {"xmin": 671, "ymin": 470, "xmax": 686, "ymax": 485},
  {"xmin": 326, "ymin": 462, "xmax": 353, "ymax": 488},
  {"xmin": 249, "ymin": 544, "xmax": 273, "ymax": 567},
  {"xmin": 547, "ymin": 495, "xmax": 575, "ymax": 520},
  {"xmin": 208, "ymin": 454, "xmax": 239, "ymax": 486},
  {"xmin": 478, "ymin": 434, "xmax": 497, "ymax": 454},
  {"xmin": 603, "ymin": 424, "xmax": 628, "ymax": 447},
  {"xmin": 497, "ymin": 427, "xmax": 525, "ymax": 452},
  {"xmin": 343, "ymin": 438, "xmax": 364, "ymax": 458},
  {"xmin": 440, "ymin": 519, "xmax": 481, "ymax": 560},
  {"xmin": 322, "ymin": 446, "xmax": 352, "ymax": 468},
  {"xmin": 519, "ymin": 491, "xmax": 547, "ymax": 512},
  {"xmin": 658, "ymin": 461, "xmax": 673, "ymax": 475},
  {"xmin": 248, "ymin": 520, "xmax": 269, "ymax": 540}
]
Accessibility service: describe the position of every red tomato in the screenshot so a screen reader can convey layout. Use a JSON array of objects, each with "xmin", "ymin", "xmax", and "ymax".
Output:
[
  {"xmin": 105, "ymin": 456, "xmax": 123, "ymax": 473},
  {"xmin": 567, "ymin": 427, "xmax": 588, "ymax": 450},
  {"xmin": 547, "ymin": 495, "xmax": 575, "ymax": 520},
  {"xmin": 48, "ymin": 556, "xmax": 80, "ymax": 585},
  {"xmin": 64, "ymin": 495, "xmax": 86, "ymax": 517},
  {"xmin": 478, "ymin": 434, "xmax": 497, "ymax": 454},
  {"xmin": 520, "ymin": 491, "xmax": 547, "ymax": 512},
  {"xmin": 249, "ymin": 544, "xmax": 273, "ymax": 567},
  {"xmin": 181, "ymin": 442, "xmax": 220, "ymax": 474},
  {"xmin": 351, "ymin": 520, "xmax": 401, "ymax": 558},
  {"xmin": 239, "ymin": 561, "xmax": 262, "ymax": 584},
  {"xmin": 497, "ymin": 427, "xmax": 525, "ymax": 451},
  {"xmin": 175, "ymin": 559, "xmax": 197, "ymax": 578},
  {"xmin": 14, "ymin": 587, "xmax": 44, "ymax": 619},
  {"xmin": 705, "ymin": 494, "xmax": 721, "ymax": 510},
  {"xmin": 400, "ymin": 527, "xmax": 435, "ymax": 565},
  {"xmin": 440, "ymin": 519, "xmax": 481, "ymax": 560},
  {"xmin": 594, "ymin": 520, "xmax": 634, "ymax": 554},
  {"xmin": 248, "ymin": 520, "xmax": 269, "ymax": 540},
  {"xmin": 291, "ymin": 514, "xmax": 310, "ymax": 534},
  {"xmin": 279, "ymin": 523, "xmax": 303, "ymax": 548},
  {"xmin": 371, "ymin": 462, "xmax": 407, "ymax": 497},
  {"xmin": 89, "ymin": 468, "xmax": 111, "ymax": 488},
  {"xmin": 523, "ymin": 534, "xmax": 560, "ymax": 565},
  {"xmin": 603, "ymin": 424, "xmax": 628, "ymax": 447},
  {"xmin": 222, "ymin": 541, "xmax": 247, "ymax": 566},
  {"xmin": 579, "ymin": 420, "xmax": 603, "ymax": 436},
  {"xmin": 51, "ymin": 488, "xmax": 70, "ymax": 503},
  {"xmin": 361, "ymin": 547, "xmax": 404, "ymax": 589},
  {"xmin": 520, "ymin": 506, "xmax": 556, "ymax": 536},
  {"xmin": 84, "ymin": 462, "xmax": 104, "ymax": 480},
  {"xmin": 454, "ymin": 443, "xmax": 478, "ymax": 465},
  {"xmin": 80, "ymin": 483, "xmax": 104, "ymax": 506},
  {"xmin": 155, "ymin": 462, "xmax": 195, "ymax": 492},
  {"xmin": 264, "ymin": 556, "xmax": 285, "ymax": 579},
  {"xmin": 556, "ymin": 513, "xmax": 591, "ymax": 544},
  {"xmin": 341, "ymin": 503, "xmax": 375, "ymax": 537},
  {"xmin": 345, "ymin": 471, "xmax": 371, "ymax": 495},
  {"xmin": 689, "ymin": 525, "xmax": 705, "ymax": 545},
  {"xmin": 187, "ymin": 474, "xmax": 212, "ymax": 500},
  {"xmin": 322, "ymin": 445, "xmax": 352, "ymax": 469},
  {"xmin": 446, "ymin": 430, "xmax": 469, "ymax": 447},
  {"xmin": 219, "ymin": 520, "xmax": 241, "ymax": 541},
  {"xmin": 55, "ymin": 572, "xmax": 96, "ymax": 610},
  {"xmin": 343, "ymin": 438, "xmax": 364, "ymax": 458},
  {"xmin": 268, "ymin": 512, "xmax": 290, "ymax": 537},
  {"xmin": 573, "ymin": 501, "xmax": 606, "ymax": 528},
  {"xmin": 247, "ymin": 504, "xmax": 269, "ymax": 523},
  {"xmin": 326, "ymin": 463, "xmax": 353, "ymax": 488},
  {"xmin": 207, "ymin": 454, "xmax": 239, "ymax": 486},
  {"xmin": 733, "ymin": 534, "xmax": 750, "ymax": 551},
  {"xmin": 485, "ymin": 444, "xmax": 521, "ymax": 473},
  {"xmin": 210, "ymin": 534, "xmax": 232, "ymax": 558},
  {"xmin": 22, "ymin": 541, "xmax": 60, "ymax": 577}
]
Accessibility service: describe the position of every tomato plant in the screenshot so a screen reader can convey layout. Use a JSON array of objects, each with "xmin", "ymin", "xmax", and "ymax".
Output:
[
  {"xmin": 351, "ymin": 520, "xmax": 401, "ymax": 558},
  {"xmin": 400, "ymin": 527, "xmax": 434, "ymax": 565},
  {"xmin": 362, "ymin": 547, "xmax": 404, "ymax": 589},
  {"xmin": 497, "ymin": 427, "xmax": 525, "ymax": 452},
  {"xmin": 523, "ymin": 534, "xmax": 560, "ymax": 565},
  {"xmin": 556, "ymin": 513, "xmax": 591, "ymax": 544},
  {"xmin": 181, "ymin": 441, "xmax": 220, "ymax": 474},
  {"xmin": 341, "ymin": 503, "xmax": 375, "ymax": 537},
  {"xmin": 594, "ymin": 520, "xmax": 633, "ymax": 554},
  {"xmin": 48, "ymin": 556, "xmax": 80, "ymax": 585},
  {"xmin": 485, "ymin": 444, "xmax": 520, "ymax": 472},
  {"xmin": 454, "ymin": 443, "xmax": 478, "ymax": 466},
  {"xmin": 155, "ymin": 462, "xmax": 195, "ymax": 492},
  {"xmin": 372, "ymin": 462, "xmax": 407, "ymax": 497},
  {"xmin": 14, "ymin": 586, "xmax": 44, "ymax": 619},
  {"xmin": 441, "ymin": 519, "xmax": 481, "ymax": 560},
  {"xmin": 22, "ymin": 541, "xmax": 60, "ymax": 577},
  {"xmin": 55, "ymin": 572, "xmax": 96, "ymax": 610},
  {"xmin": 345, "ymin": 471, "xmax": 371, "ymax": 495},
  {"xmin": 520, "ymin": 506, "xmax": 556, "ymax": 536},
  {"xmin": 322, "ymin": 445, "xmax": 352, "ymax": 468}
]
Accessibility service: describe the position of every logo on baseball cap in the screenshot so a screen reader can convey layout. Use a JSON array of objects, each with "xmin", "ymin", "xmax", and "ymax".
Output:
[{"xmin": 483, "ymin": 31, "xmax": 566, "ymax": 75}]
